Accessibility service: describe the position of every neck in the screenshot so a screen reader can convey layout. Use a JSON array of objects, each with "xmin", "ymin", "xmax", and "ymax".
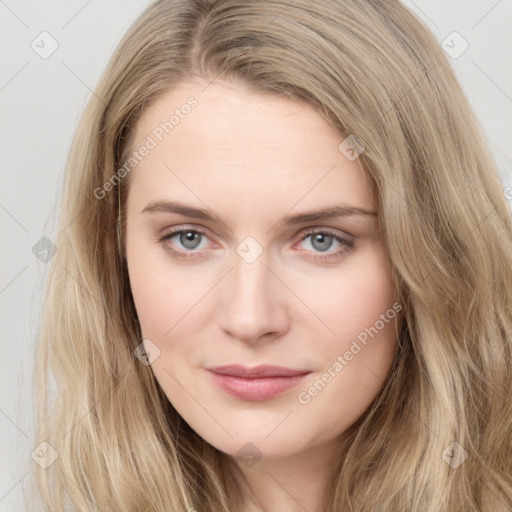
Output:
[{"xmin": 222, "ymin": 435, "xmax": 347, "ymax": 512}]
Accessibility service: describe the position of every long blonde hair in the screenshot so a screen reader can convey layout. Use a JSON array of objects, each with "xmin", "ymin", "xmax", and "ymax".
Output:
[{"xmin": 29, "ymin": 0, "xmax": 512, "ymax": 510}]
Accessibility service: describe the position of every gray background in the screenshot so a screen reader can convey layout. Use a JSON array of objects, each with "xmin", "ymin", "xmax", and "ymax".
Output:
[{"xmin": 1, "ymin": 0, "xmax": 511, "ymax": 509}]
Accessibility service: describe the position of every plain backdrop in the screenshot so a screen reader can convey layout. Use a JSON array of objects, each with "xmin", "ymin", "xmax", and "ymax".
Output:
[{"xmin": 1, "ymin": 0, "xmax": 511, "ymax": 509}]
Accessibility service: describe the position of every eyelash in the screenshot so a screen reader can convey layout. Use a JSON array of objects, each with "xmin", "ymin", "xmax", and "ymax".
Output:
[{"xmin": 157, "ymin": 227, "xmax": 354, "ymax": 262}]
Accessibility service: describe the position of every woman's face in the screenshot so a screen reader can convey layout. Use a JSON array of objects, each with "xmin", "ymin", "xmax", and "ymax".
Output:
[{"xmin": 125, "ymin": 79, "xmax": 399, "ymax": 462}]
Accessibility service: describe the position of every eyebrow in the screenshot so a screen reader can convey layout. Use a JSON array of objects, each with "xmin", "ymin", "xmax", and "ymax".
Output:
[{"xmin": 141, "ymin": 200, "xmax": 377, "ymax": 226}]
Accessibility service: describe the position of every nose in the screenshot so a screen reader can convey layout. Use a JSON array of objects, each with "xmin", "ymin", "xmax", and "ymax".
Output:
[{"xmin": 218, "ymin": 251, "xmax": 290, "ymax": 344}]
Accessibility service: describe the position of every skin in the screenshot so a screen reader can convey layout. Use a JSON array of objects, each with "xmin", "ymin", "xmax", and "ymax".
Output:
[{"xmin": 125, "ymin": 78, "xmax": 399, "ymax": 512}]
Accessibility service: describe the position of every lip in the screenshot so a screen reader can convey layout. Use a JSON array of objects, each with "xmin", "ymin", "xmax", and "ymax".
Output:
[
  {"xmin": 207, "ymin": 364, "xmax": 310, "ymax": 378},
  {"xmin": 206, "ymin": 365, "xmax": 312, "ymax": 401}
]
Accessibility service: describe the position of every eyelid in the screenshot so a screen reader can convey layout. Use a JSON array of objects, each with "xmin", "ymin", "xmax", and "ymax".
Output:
[
  {"xmin": 158, "ymin": 224, "xmax": 352, "ymax": 241},
  {"xmin": 296, "ymin": 226, "xmax": 354, "ymax": 244},
  {"xmin": 158, "ymin": 224, "xmax": 216, "ymax": 243},
  {"xmin": 157, "ymin": 224, "xmax": 354, "ymax": 260}
]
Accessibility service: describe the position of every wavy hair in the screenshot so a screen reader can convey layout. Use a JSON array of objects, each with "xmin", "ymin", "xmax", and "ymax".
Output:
[{"xmin": 29, "ymin": 0, "xmax": 512, "ymax": 510}]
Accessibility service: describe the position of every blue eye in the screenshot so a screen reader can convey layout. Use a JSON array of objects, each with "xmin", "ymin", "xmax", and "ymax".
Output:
[
  {"xmin": 158, "ymin": 228, "xmax": 210, "ymax": 260},
  {"xmin": 158, "ymin": 227, "xmax": 354, "ymax": 262},
  {"xmin": 171, "ymin": 230, "xmax": 204, "ymax": 250},
  {"xmin": 298, "ymin": 229, "xmax": 354, "ymax": 261}
]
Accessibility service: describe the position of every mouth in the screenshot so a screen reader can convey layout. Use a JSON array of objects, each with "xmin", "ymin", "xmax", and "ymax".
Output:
[{"xmin": 206, "ymin": 364, "xmax": 312, "ymax": 401}]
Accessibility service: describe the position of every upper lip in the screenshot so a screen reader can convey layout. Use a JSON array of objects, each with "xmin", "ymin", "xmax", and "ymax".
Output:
[{"xmin": 207, "ymin": 364, "xmax": 311, "ymax": 379}]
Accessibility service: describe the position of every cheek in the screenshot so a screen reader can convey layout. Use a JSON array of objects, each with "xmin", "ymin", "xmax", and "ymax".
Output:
[
  {"xmin": 299, "ymin": 240, "xmax": 397, "ymax": 343},
  {"xmin": 295, "ymin": 241, "xmax": 399, "ymax": 397},
  {"xmin": 126, "ymin": 234, "xmax": 210, "ymax": 339},
  {"xmin": 127, "ymin": 257, "xmax": 170, "ymax": 338},
  {"xmin": 293, "ymin": 250, "xmax": 398, "ymax": 432}
]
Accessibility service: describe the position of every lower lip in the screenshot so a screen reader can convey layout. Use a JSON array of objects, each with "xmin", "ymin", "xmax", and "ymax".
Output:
[{"xmin": 208, "ymin": 371, "xmax": 310, "ymax": 401}]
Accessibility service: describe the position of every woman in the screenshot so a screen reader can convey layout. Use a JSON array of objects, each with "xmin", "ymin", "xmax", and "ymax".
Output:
[{"xmin": 31, "ymin": 0, "xmax": 512, "ymax": 510}]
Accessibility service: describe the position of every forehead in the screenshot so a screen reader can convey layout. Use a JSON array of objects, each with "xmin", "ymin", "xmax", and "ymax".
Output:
[
  {"xmin": 127, "ymin": 80, "xmax": 374, "ymax": 216},
  {"xmin": 134, "ymin": 80, "xmax": 334, "ymax": 153}
]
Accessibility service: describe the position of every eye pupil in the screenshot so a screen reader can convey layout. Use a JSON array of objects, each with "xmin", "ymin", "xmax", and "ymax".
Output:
[
  {"xmin": 180, "ymin": 231, "xmax": 201, "ymax": 249},
  {"xmin": 311, "ymin": 233, "xmax": 333, "ymax": 252}
]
